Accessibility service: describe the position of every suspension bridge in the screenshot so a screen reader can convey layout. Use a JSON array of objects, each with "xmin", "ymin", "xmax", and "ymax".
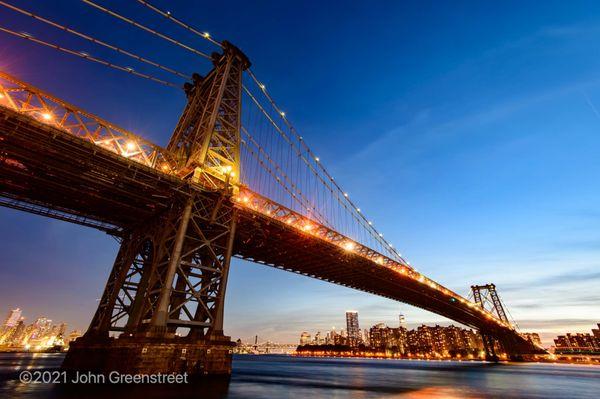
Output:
[{"xmin": 0, "ymin": 1, "xmax": 544, "ymax": 376}]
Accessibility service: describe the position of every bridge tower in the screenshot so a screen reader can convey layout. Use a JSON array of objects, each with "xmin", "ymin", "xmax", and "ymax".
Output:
[
  {"xmin": 471, "ymin": 283, "xmax": 511, "ymax": 361},
  {"xmin": 62, "ymin": 42, "xmax": 250, "ymax": 377}
]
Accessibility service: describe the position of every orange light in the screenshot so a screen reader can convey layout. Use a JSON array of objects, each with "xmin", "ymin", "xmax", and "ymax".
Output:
[
  {"xmin": 343, "ymin": 241, "xmax": 355, "ymax": 251},
  {"xmin": 41, "ymin": 112, "xmax": 53, "ymax": 121},
  {"xmin": 302, "ymin": 224, "xmax": 314, "ymax": 231},
  {"xmin": 161, "ymin": 164, "xmax": 170, "ymax": 172},
  {"xmin": 125, "ymin": 141, "xmax": 136, "ymax": 151}
]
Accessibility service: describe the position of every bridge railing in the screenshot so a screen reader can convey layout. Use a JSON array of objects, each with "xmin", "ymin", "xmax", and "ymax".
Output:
[{"xmin": 0, "ymin": 71, "xmax": 176, "ymax": 173}]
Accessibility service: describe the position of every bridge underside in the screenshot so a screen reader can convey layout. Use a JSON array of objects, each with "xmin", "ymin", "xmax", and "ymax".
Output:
[{"xmin": 0, "ymin": 107, "xmax": 543, "ymax": 369}]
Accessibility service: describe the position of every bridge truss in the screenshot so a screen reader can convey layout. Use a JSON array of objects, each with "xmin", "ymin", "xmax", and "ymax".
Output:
[{"xmin": 0, "ymin": 0, "xmax": 545, "ymax": 375}]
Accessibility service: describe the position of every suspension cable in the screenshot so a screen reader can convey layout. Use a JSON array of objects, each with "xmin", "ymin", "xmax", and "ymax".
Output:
[
  {"xmin": 134, "ymin": 0, "xmax": 405, "ymax": 260},
  {"xmin": 0, "ymin": 26, "xmax": 179, "ymax": 88},
  {"xmin": 10, "ymin": 0, "xmax": 405, "ymax": 262},
  {"xmin": 81, "ymin": 0, "xmax": 212, "ymax": 60},
  {"xmin": 134, "ymin": 0, "xmax": 223, "ymax": 48},
  {"xmin": 244, "ymin": 82, "xmax": 395, "ymax": 258},
  {"xmin": 499, "ymin": 296, "xmax": 520, "ymax": 330},
  {"xmin": 241, "ymin": 130, "xmax": 327, "ymax": 225},
  {"xmin": 242, "ymin": 126, "xmax": 331, "ymax": 227},
  {"xmin": 247, "ymin": 85, "xmax": 392, "ymax": 259},
  {"xmin": 89, "ymin": 0, "xmax": 399, "ymax": 259},
  {"xmin": 244, "ymin": 79, "xmax": 406, "ymax": 263},
  {"xmin": 0, "ymin": 1, "xmax": 190, "ymax": 80},
  {"xmin": 253, "ymin": 70, "xmax": 406, "ymax": 261}
]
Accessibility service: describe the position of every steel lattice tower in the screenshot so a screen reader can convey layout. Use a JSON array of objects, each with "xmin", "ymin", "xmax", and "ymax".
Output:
[
  {"xmin": 63, "ymin": 42, "xmax": 250, "ymax": 375},
  {"xmin": 471, "ymin": 283, "xmax": 512, "ymax": 361}
]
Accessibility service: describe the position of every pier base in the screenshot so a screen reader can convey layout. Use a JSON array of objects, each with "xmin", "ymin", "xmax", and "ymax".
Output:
[{"xmin": 62, "ymin": 334, "xmax": 234, "ymax": 378}]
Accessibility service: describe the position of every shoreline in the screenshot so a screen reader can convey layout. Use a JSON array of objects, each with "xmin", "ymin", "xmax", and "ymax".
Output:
[{"xmin": 292, "ymin": 352, "xmax": 600, "ymax": 365}]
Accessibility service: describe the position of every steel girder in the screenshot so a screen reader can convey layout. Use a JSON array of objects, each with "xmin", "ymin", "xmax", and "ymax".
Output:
[
  {"xmin": 86, "ymin": 190, "xmax": 236, "ymax": 339},
  {"xmin": 168, "ymin": 41, "xmax": 250, "ymax": 186}
]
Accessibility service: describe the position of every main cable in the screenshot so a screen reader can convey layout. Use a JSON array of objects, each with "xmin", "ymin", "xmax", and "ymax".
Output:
[
  {"xmin": 82, "ymin": 0, "xmax": 212, "ymax": 60},
  {"xmin": 0, "ymin": 0, "xmax": 190, "ymax": 79},
  {"xmin": 0, "ymin": 26, "xmax": 179, "ymax": 88},
  {"xmin": 244, "ymin": 76, "xmax": 407, "ymax": 263},
  {"xmin": 135, "ymin": 0, "xmax": 223, "ymax": 48}
]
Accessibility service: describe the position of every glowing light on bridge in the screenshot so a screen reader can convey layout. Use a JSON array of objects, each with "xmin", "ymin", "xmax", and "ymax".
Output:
[
  {"xmin": 125, "ymin": 141, "xmax": 137, "ymax": 151},
  {"xmin": 343, "ymin": 241, "xmax": 355, "ymax": 251},
  {"xmin": 41, "ymin": 112, "xmax": 53, "ymax": 121}
]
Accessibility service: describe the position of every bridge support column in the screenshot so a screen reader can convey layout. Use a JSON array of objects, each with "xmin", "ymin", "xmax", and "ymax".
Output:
[
  {"xmin": 63, "ymin": 191, "xmax": 238, "ymax": 377},
  {"xmin": 63, "ymin": 41, "xmax": 250, "ymax": 378},
  {"xmin": 480, "ymin": 331, "xmax": 499, "ymax": 362}
]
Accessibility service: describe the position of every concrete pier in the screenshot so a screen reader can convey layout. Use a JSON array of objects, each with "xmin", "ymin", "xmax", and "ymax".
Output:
[{"xmin": 63, "ymin": 335, "xmax": 234, "ymax": 377}]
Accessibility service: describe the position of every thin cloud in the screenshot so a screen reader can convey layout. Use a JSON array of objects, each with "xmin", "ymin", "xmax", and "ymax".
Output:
[{"xmin": 501, "ymin": 268, "xmax": 600, "ymax": 292}]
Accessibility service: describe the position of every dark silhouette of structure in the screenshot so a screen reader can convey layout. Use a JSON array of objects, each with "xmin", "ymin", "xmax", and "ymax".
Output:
[{"xmin": 0, "ymin": 35, "xmax": 545, "ymax": 375}]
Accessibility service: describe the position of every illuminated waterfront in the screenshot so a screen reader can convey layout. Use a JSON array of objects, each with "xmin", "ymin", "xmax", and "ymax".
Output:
[{"xmin": 0, "ymin": 353, "xmax": 599, "ymax": 398}]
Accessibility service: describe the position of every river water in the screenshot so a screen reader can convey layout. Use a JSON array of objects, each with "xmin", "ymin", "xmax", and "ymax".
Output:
[{"xmin": 0, "ymin": 353, "xmax": 598, "ymax": 398}]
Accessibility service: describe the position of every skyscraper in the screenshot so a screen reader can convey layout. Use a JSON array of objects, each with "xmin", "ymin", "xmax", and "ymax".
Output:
[
  {"xmin": 299, "ymin": 332, "xmax": 311, "ymax": 345},
  {"xmin": 346, "ymin": 311, "xmax": 360, "ymax": 347},
  {"xmin": 3, "ymin": 308, "xmax": 22, "ymax": 328},
  {"xmin": 399, "ymin": 314, "xmax": 406, "ymax": 328}
]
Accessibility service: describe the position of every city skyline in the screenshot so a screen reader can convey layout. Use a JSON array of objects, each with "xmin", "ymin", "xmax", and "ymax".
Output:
[
  {"xmin": 295, "ymin": 310, "xmax": 599, "ymax": 363},
  {"xmin": 1, "ymin": 0, "xmax": 600, "ymax": 346},
  {"xmin": 0, "ymin": 306, "xmax": 81, "ymax": 350}
]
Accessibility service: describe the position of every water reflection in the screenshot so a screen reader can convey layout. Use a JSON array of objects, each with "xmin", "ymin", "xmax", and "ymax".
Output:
[{"xmin": 0, "ymin": 353, "xmax": 598, "ymax": 399}]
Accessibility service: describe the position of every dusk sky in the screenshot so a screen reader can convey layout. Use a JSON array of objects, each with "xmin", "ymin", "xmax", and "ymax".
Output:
[{"xmin": 1, "ymin": 1, "xmax": 599, "ymax": 346}]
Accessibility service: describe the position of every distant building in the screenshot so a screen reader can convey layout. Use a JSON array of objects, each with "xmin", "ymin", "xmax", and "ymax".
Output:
[
  {"xmin": 3, "ymin": 308, "xmax": 22, "ymax": 328},
  {"xmin": 369, "ymin": 323, "xmax": 389, "ymax": 349},
  {"xmin": 299, "ymin": 331, "xmax": 311, "ymax": 345},
  {"xmin": 522, "ymin": 332, "xmax": 542, "ymax": 347},
  {"xmin": 346, "ymin": 311, "xmax": 360, "ymax": 347},
  {"xmin": 592, "ymin": 324, "xmax": 600, "ymax": 342},
  {"xmin": 368, "ymin": 323, "xmax": 407, "ymax": 353},
  {"xmin": 399, "ymin": 314, "xmax": 405, "ymax": 328},
  {"xmin": 554, "ymin": 333, "xmax": 599, "ymax": 354},
  {"xmin": 362, "ymin": 328, "xmax": 370, "ymax": 346},
  {"xmin": 314, "ymin": 331, "xmax": 324, "ymax": 345}
]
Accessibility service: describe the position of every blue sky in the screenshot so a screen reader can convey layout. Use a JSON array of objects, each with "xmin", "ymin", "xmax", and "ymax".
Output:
[{"xmin": 1, "ymin": 1, "xmax": 599, "ymax": 345}]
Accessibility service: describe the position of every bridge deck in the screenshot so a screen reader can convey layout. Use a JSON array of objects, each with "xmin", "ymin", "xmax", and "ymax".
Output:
[{"xmin": 0, "ymin": 105, "xmax": 540, "ymax": 353}]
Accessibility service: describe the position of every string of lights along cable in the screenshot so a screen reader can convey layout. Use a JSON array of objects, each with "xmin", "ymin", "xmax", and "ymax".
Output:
[
  {"xmin": 0, "ymin": 2, "xmax": 548, "ymax": 374},
  {"xmin": 0, "ymin": 0, "xmax": 421, "ymax": 276}
]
